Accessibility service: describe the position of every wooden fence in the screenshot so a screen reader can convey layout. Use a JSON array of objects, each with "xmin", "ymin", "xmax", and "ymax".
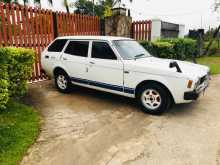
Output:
[
  {"xmin": 0, "ymin": 3, "xmax": 100, "ymax": 81},
  {"xmin": 56, "ymin": 12, "xmax": 100, "ymax": 36},
  {"xmin": 132, "ymin": 20, "xmax": 151, "ymax": 41}
]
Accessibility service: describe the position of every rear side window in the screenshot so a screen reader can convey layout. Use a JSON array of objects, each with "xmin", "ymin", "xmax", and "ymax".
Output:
[
  {"xmin": 64, "ymin": 41, "xmax": 89, "ymax": 57},
  {"xmin": 92, "ymin": 42, "xmax": 117, "ymax": 60},
  {"xmin": 48, "ymin": 39, "xmax": 67, "ymax": 52}
]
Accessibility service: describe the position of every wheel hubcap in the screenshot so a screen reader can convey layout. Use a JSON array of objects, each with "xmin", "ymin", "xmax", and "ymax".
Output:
[
  {"xmin": 57, "ymin": 75, "xmax": 67, "ymax": 90},
  {"xmin": 141, "ymin": 89, "xmax": 162, "ymax": 110}
]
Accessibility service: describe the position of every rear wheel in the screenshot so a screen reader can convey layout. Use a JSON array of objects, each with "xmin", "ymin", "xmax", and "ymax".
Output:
[
  {"xmin": 54, "ymin": 71, "xmax": 71, "ymax": 93},
  {"xmin": 137, "ymin": 83, "xmax": 171, "ymax": 115}
]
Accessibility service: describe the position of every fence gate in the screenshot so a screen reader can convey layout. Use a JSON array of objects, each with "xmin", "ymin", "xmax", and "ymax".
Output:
[
  {"xmin": 132, "ymin": 20, "xmax": 152, "ymax": 41},
  {"xmin": 0, "ymin": 2, "xmax": 101, "ymax": 82}
]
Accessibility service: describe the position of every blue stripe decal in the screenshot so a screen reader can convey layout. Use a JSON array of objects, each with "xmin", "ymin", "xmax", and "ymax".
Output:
[
  {"xmin": 70, "ymin": 77, "xmax": 134, "ymax": 94},
  {"xmin": 124, "ymin": 87, "xmax": 135, "ymax": 94}
]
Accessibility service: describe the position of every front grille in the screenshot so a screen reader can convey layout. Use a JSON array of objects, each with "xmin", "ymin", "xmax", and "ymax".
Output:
[{"xmin": 199, "ymin": 75, "xmax": 207, "ymax": 84}]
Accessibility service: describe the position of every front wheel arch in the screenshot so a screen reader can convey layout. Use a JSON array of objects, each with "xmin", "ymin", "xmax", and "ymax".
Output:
[{"xmin": 135, "ymin": 80, "xmax": 175, "ymax": 105}]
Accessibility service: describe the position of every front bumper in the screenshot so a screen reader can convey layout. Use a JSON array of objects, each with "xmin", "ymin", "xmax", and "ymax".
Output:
[
  {"xmin": 184, "ymin": 74, "xmax": 210, "ymax": 101},
  {"xmin": 184, "ymin": 91, "xmax": 199, "ymax": 100}
]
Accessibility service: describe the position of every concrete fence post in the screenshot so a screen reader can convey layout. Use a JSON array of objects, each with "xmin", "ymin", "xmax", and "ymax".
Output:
[
  {"xmin": 178, "ymin": 24, "xmax": 185, "ymax": 38},
  {"xmin": 151, "ymin": 19, "xmax": 161, "ymax": 41}
]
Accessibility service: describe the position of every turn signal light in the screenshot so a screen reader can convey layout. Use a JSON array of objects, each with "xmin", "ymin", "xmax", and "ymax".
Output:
[{"xmin": 187, "ymin": 80, "xmax": 193, "ymax": 88}]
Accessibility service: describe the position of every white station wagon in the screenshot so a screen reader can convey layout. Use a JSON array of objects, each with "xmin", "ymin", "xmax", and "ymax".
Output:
[{"xmin": 41, "ymin": 36, "xmax": 210, "ymax": 115}]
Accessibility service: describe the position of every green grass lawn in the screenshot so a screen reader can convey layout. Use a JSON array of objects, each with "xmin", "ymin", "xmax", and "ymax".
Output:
[
  {"xmin": 195, "ymin": 55, "xmax": 220, "ymax": 75},
  {"xmin": 0, "ymin": 100, "xmax": 40, "ymax": 165}
]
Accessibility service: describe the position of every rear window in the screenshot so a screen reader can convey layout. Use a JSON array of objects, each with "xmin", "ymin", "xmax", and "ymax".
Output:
[
  {"xmin": 64, "ymin": 41, "xmax": 89, "ymax": 57},
  {"xmin": 48, "ymin": 39, "xmax": 67, "ymax": 52}
]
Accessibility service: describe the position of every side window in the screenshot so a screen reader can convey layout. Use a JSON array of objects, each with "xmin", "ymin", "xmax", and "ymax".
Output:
[
  {"xmin": 48, "ymin": 39, "xmax": 67, "ymax": 52},
  {"xmin": 92, "ymin": 42, "xmax": 117, "ymax": 60},
  {"xmin": 64, "ymin": 41, "xmax": 89, "ymax": 57}
]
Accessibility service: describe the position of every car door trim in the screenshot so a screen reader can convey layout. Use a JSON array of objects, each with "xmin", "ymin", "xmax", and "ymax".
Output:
[{"xmin": 70, "ymin": 76, "xmax": 134, "ymax": 94}]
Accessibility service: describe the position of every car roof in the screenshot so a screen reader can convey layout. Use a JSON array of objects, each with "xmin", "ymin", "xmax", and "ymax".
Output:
[{"xmin": 56, "ymin": 35, "xmax": 133, "ymax": 41}]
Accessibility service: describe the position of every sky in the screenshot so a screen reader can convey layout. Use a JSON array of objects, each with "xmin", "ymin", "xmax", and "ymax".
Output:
[{"xmin": 24, "ymin": 0, "xmax": 219, "ymax": 33}]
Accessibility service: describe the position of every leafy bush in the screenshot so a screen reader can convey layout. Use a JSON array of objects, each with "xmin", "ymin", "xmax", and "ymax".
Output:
[
  {"xmin": 0, "ymin": 49, "xmax": 9, "ymax": 110},
  {"xmin": 0, "ymin": 47, "xmax": 35, "ymax": 110},
  {"xmin": 140, "ymin": 38, "xmax": 197, "ymax": 60},
  {"xmin": 151, "ymin": 41, "xmax": 175, "ymax": 59},
  {"xmin": 6, "ymin": 48, "xmax": 35, "ymax": 97}
]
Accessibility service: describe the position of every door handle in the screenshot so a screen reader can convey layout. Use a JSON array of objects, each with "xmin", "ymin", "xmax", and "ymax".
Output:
[
  {"xmin": 45, "ymin": 55, "xmax": 49, "ymax": 59},
  {"xmin": 63, "ymin": 57, "xmax": 68, "ymax": 60},
  {"xmin": 89, "ymin": 61, "xmax": 95, "ymax": 64}
]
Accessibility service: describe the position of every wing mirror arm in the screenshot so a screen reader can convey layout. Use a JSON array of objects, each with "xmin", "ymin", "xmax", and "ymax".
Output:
[{"xmin": 169, "ymin": 61, "xmax": 182, "ymax": 73}]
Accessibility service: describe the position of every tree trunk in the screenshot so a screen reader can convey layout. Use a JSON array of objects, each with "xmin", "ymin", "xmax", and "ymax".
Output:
[{"xmin": 66, "ymin": 5, "xmax": 69, "ymax": 13}]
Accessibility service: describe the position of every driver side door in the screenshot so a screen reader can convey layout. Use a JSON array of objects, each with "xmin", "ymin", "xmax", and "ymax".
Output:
[{"xmin": 87, "ymin": 41, "xmax": 124, "ymax": 93}]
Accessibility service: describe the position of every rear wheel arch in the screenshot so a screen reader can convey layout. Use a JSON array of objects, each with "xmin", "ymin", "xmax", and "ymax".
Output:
[
  {"xmin": 53, "ymin": 67, "xmax": 72, "ymax": 93},
  {"xmin": 135, "ymin": 80, "xmax": 175, "ymax": 104},
  {"xmin": 53, "ymin": 67, "xmax": 68, "ymax": 77}
]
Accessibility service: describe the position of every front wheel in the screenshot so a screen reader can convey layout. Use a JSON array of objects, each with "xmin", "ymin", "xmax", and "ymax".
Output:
[
  {"xmin": 137, "ymin": 83, "xmax": 170, "ymax": 115},
  {"xmin": 55, "ymin": 71, "xmax": 72, "ymax": 93}
]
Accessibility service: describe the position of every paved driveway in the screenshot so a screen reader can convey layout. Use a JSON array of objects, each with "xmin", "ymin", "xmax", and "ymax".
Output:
[{"xmin": 21, "ymin": 76, "xmax": 220, "ymax": 165}]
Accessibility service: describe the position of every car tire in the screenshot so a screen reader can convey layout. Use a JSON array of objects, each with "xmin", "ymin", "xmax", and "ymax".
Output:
[
  {"xmin": 54, "ymin": 71, "xmax": 72, "ymax": 93},
  {"xmin": 137, "ymin": 83, "xmax": 171, "ymax": 115}
]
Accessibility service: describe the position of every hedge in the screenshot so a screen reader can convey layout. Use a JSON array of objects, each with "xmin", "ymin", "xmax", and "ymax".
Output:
[
  {"xmin": 0, "ymin": 49, "xmax": 9, "ymax": 110},
  {"xmin": 140, "ymin": 38, "xmax": 197, "ymax": 60},
  {"xmin": 0, "ymin": 47, "xmax": 35, "ymax": 110}
]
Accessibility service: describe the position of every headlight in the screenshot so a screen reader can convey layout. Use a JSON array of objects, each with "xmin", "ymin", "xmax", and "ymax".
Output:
[{"xmin": 194, "ymin": 79, "xmax": 200, "ymax": 89}]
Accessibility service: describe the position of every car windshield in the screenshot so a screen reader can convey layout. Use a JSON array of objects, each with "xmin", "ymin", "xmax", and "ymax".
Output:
[{"xmin": 113, "ymin": 40, "xmax": 151, "ymax": 60}]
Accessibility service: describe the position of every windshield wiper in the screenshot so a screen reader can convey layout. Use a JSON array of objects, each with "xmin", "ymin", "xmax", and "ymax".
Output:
[{"xmin": 134, "ymin": 53, "xmax": 145, "ymax": 59}]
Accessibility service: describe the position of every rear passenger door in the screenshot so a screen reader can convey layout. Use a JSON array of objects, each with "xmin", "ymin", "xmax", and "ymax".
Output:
[{"xmin": 62, "ymin": 40, "xmax": 89, "ymax": 80}]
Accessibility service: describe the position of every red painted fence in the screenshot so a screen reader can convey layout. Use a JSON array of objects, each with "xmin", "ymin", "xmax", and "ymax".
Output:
[
  {"xmin": 0, "ymin": 3, "xmax": 100, "ymax": 81},
  {"xmin": 56, "ymin": 12, "xmax": 100, "ymax": 36},
  {"xmin": 132, "ymin": 20, "xmax": 151, "ymax": 41}
]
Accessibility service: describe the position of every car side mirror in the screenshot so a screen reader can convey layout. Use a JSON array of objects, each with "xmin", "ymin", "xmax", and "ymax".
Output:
[{"xmin": 169, "ymin": 61, "xmax": 182, "ymax": 73}]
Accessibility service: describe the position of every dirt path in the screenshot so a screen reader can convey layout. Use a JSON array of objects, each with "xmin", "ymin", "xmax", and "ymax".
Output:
[{"xmin": 21, "ymin": 76, "xmax": 220, "ymax": 165}]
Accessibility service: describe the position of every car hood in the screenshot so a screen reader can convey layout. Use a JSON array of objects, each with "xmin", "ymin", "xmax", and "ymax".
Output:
[{"xmin": 128, "ymin": 57, "xmax": 209, "ymax": 79}]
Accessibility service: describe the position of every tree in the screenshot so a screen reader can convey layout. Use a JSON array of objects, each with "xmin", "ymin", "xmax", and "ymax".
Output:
[
  {"xmin": 74, "ymin": 0, "xmax": 133, "ymax": 17},
  {"xmin": 74, "ymin": 0, "xmax": 103, "ymax": 16}
]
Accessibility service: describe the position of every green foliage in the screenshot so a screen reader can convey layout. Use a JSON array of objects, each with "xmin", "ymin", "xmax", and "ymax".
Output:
[
  {"xmin": 74, "ymin": 0, "xmax": 103, "ymax": 16},
  {"xmin": 194, "ymin": 55, "xmax": 220, "ymax": 75},
  {"xmin": 74, "ymin": 0, "xmax": 133, "ymax": 18},
  {"xmin": 204, "ymin": 40, "xmax": 220, "ymax": 55},
  {"xmin": 5, "ymin": 48, "xmax": 35, "ymax": 97},
  {"xmin": 104, "ymin": 5, "xmax": 112, "ymax": 17},
  {"xmin": 0, "ymin": 47, "xmax": 35, "ymax": 110},
  {"xmin": 140, "ymin": 38, "xmax": 196, "ymax": 60},
  {"xmin": 0, "ymin": 100, "xmax": 39, "ymax": 165},
  {"xmin": 0, "ymin": 49, "xmax": 9, "ymax": 110}
]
